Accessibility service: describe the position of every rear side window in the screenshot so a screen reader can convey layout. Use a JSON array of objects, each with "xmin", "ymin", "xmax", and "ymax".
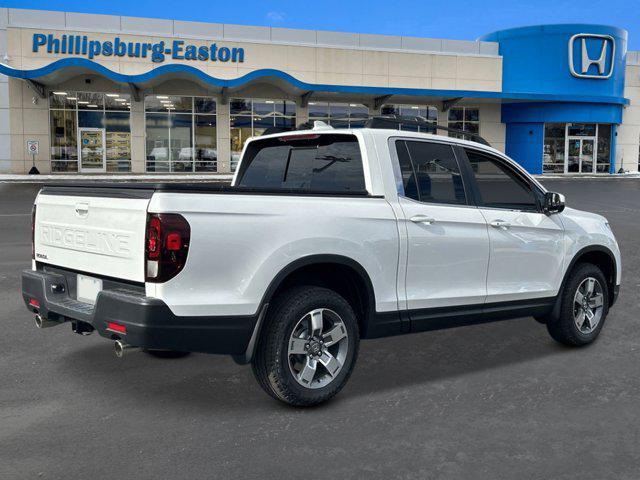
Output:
[
  {"xmin": 395, "ymin": 140, "xmax": 466, "ymax": 205},
  {"xmin": 236, "ymin": 134, "xmax": 366, "ymax": 192},
  {"xmin": 464, "ymin": 148, "xmax": 538, "ymax": 211}
]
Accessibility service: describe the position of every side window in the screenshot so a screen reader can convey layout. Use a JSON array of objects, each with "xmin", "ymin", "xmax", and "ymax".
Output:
[
  {"xmin": 237, "ymin": 134, "xmax": 365, "ymax": 192},
  {"xmin": 464, "ymin": 148, "xmax": 538, "ymax": 211},
  {"xmin": 395, "ymin": 140, "xmax": 466, "ymax": 205}
]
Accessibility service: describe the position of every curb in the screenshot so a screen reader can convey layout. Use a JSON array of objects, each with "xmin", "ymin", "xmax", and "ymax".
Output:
[{"xmin": 535, "ymin": 174, "xmax": 640, "ymax": 180}]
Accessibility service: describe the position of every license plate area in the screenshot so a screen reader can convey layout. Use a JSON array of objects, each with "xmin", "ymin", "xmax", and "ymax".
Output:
[{"xmin": 77, "ymin": 274, "xmax": 103, "ymax": 305}]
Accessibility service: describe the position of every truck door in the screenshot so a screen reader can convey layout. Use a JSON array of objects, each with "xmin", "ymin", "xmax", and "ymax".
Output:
[
  {"xmin": 392, "ymin": 139, "xmax": 490, "ymax": 331},
  {"xmin": 460, "ymin": 147, "xmax": 565, "ymax": 303}
]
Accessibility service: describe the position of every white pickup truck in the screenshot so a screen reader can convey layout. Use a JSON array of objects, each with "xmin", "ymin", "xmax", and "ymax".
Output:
[{"xmin": 22, "ymin": 122, "xmax": 621, "ymax": 406}]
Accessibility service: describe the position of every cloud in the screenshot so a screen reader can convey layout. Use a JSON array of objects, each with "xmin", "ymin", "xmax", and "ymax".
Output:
[{"xmin": 266, "ymin": 11, "xmax": 285, "ymax": 22}]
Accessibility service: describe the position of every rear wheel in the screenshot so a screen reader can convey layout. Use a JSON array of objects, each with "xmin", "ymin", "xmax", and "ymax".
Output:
[
  {"xmin": 252, "ymin": 286, "xmax": 359, "ymax": 406},
  {"xmin": 547, "ymin": 263, "xmax": 609, "ymax": 346}
]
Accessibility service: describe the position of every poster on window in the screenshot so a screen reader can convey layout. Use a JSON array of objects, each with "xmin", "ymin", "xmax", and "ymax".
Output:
[{"xmin": 106, "ymin": 131, "xmax": 131, "ymax": 160}]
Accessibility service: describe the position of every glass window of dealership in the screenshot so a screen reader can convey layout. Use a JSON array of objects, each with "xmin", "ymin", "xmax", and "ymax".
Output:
[
  {"xmin": 47, "ymin": 94, "xmax": 479, "ymax": 173},
  {"xmin": 47, "ymin": 91, "xmax": 617, "ymax": 174},
  {"xmin": 543, "ymin": 123, "xmax": 612, "ymax": 174},
  {"xmin": 50, "ymin": 91, "xmax": 132, "ymax": 172}
]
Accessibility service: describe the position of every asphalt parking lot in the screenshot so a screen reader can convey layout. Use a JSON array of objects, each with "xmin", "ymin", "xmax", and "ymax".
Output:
[{"xmin": 1, "ymin": 178, "xmax": 639, "ymax": 479}]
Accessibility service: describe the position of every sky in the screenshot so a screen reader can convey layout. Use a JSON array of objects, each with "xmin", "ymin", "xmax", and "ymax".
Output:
[{"xmin": 2, "ymin": 0, "xmax": 640, "ymax": 49}]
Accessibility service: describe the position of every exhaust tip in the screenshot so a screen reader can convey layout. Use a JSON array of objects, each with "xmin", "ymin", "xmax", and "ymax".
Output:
[
  {"xmin": 114, "ymin": 340, "xmax": 126, "ymax": 358},
  {"xmin": 114, "ymin": 340, "xmax": 139, "ymax": 358},
  {"xmin": 35, "ymin": 314, "xmax": 59, "ymax": 329}
]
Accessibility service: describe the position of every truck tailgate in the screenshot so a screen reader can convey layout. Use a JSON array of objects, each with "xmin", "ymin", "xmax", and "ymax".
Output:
[{"xmin": 34, "ymin": 188, "xmax": 151, "ymax": 283}]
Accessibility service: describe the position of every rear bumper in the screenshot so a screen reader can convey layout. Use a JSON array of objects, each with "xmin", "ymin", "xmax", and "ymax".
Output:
[{"xmin": 21, "ymin": 268, "xmax": 257, "ymax": 355}]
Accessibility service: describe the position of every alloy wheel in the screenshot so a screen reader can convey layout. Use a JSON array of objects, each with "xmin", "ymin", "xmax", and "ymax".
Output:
[
  {"xmin": 573, "ymin": 277, "xmax": 604, "ymax": 334},
  {"xmin": 287, "ymin": 308, "xmax": 349, "ymax": 389}
]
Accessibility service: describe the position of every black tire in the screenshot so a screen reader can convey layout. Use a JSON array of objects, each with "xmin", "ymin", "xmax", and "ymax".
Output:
[
  {"xmin": 546, "ymin": 263, "xmax": 609, "ymax": 346},
  {"xmin": 251, "ymin": 286, "xmax": 359, "ymax": 407},
  {"xmin": 143, "ymin": 349, "xmax": 191, "ymax": 359}
]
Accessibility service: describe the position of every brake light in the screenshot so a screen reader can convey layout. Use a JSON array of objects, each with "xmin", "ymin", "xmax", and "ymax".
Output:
[
  {"xmin": 29, "ymin": 298, "xmax": 40, "ymax": 308},
  {"xmin": 278, "ymin": 134, "xmax": 320, "ymax": 142},
  {"xmin": 145, "ymin": 213, "xmax": 190, "ymax": 283},
  {"xmin": 31, "ymin": 204, "xmax": 36, "ymax": 260},
  {"xmin": 147, "ymin": 216, "xmax": 161, "ymax": 260}
]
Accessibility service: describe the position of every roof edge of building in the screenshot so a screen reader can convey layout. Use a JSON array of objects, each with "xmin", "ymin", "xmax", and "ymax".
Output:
[{"xmin": 0, "ymin": 7, "xmax": 499, "ymax": 57}]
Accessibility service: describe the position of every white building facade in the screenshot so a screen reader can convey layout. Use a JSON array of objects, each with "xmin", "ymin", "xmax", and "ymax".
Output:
[{"xmin": 0, "ymin": 8, "xmax": 636, "ymax": 175}]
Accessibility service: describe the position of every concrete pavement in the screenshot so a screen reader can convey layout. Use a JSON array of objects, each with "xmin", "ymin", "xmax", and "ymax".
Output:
[{"xmin": 1, "ymin": 178, "xmax": 639, "ymax": 479}]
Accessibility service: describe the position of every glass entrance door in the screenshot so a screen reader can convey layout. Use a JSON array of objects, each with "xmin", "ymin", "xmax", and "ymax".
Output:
[
  {"xmin": 566, "ymin": 137, "xmax": 596, "ymax": 173},
  {"xmin": 78, "ymin": 128, "xmax": 106, "ymax": 173}
]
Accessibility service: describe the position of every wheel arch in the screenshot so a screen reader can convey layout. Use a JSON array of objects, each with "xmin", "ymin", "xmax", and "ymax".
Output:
[
  {"xmin": 550, "ymin": 245, "xmax": 618, "ymax": 321},
  {"xmin": 234, "ymin": 255, "xmax": 379, "ymax": 365},
  {"xmin": 261, "ymin": 254, "xmax": 377, "ymax": 333},
  {"xmin": 566, "ymin": 245, "xmax": 617, "ymax": 304}
]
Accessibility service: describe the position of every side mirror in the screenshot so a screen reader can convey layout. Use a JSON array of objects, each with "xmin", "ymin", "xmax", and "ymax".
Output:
[{"xmin": 544, "ymin": 191, "xmax": 565, "ymax": 214}]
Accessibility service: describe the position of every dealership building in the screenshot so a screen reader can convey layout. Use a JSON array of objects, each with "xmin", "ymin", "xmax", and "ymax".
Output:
[{"xmin": 0, "ymin": 8, "xmax": 638, "ymax": 175}]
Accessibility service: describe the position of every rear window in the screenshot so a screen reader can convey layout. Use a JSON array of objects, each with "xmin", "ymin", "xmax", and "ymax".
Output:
[{"xmin": 236, "ymin": 134, "xmax": 366, "ymax": 193}]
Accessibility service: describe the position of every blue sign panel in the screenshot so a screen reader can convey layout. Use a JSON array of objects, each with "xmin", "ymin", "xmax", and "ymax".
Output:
[
  {"xmin": 32, "ymin": 33, "xmax": 245, "ymax": 64},
  {"xmin": 481, "ymin": 24, "xmax": 627, "ymax": 102},
  {"xmin": 481, "ymin": 24, "xmax": 627, "ymax": 174}
]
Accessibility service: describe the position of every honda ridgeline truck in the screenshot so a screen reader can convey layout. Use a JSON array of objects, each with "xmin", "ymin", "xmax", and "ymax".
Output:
[{"xmin": 22, "ymin": 121, "xmax": 621, "ymax": 406}]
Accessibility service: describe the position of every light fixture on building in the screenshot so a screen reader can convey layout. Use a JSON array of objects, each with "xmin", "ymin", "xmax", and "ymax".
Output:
[
  {"xmin": 77, "ymin": 101, "xmax": 89, "ymax": 104},
  {"xmin": 106, "ymin": 94, "xmax": 119, "ymax": 97},
  {"xmin": 67, "ymin": 97, "xmax": 77, "ymax": 100},
  {"xmin": 349, "ymin": 104, "xmax": 357, "ymax": 107},
  {"xmin": 115, "ymin": 98, "xmax": 127, "ymax": 102},
  {"xmin": 87, "ymin": 104, "xmax": 98, "ymax": 108},
  {"xmin": 157, "ymin": 96, "xmax": 169, "ymax": 99},
  {"xmin": 265, "ymin": 100, "xmax": 274, "ymax": 104},
  {"xmin": 53, "ymin": 92, "xmax": 67, "ymax": 95}
]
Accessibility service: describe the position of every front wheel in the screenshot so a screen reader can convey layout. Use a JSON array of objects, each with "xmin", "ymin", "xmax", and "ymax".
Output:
[
  {"xmin": 252, "ymin": 286, "xmax": 359, "ymax": 406},
  {"xmin": 547, "ymin": 263, "xmax": 609, "ymax": 346}
]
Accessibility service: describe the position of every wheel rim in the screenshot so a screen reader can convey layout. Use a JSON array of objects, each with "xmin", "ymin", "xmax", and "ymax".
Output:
[
  {"xmin": 573, "ymin": 277, "xmax": 604, "ymax": 334},
  {"xmin": 287, "ymin": 308, "xmax": 349, "ymax": 389}
]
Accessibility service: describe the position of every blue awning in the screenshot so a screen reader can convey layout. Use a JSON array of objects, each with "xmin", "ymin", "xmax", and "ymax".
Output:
[{"xmin": 0, "ymin": 58, "xmax": 629, "ymax": 106}]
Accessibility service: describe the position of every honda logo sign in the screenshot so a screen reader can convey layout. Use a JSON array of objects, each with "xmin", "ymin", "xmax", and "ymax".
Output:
[{"xmin": 568, "ymin": 34, "xmax": 615, "ymax": 79}]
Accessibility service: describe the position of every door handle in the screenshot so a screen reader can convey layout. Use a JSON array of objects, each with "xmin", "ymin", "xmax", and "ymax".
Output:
[
  {"xmin": 490, "ymin": 220, "xmax": 511, "ymax": 229},
  {"xmin": 410, "ymin": 215, "xmax": 436, "ymax": 225}
]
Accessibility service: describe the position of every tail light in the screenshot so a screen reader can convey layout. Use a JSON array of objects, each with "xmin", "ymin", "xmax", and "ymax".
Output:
[
  {"xmin": 145, "ymin": 213, "xmax": 190, "ymax": 283},
  {"xmin": 31, "ymin": 204, "xmax": 36, "ymax": 260},
  {"xmin": 278, "ymin": 134, "xmax": 320, "ymax": 142}
]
